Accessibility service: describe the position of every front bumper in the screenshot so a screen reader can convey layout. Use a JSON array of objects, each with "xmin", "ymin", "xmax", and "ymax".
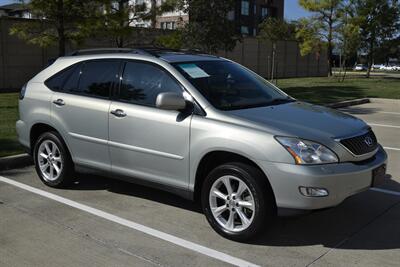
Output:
[{"xmin": 260, "ymin": 146, "xmax": 388, "ymax": 210}]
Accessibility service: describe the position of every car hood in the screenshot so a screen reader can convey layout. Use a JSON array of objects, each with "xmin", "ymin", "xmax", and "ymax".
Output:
[{"xmin": 225, "ymin": 101, "xmax": 368, "ymax": 141}]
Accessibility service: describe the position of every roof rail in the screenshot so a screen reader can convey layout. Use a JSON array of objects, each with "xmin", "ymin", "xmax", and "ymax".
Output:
[
  {"xmin": 67, "ymin": 48, "xmax": 152, "ymax": 56},
  {"xmin": 67, "ymin": 46, "xmax": 215, "ymax": 58}
]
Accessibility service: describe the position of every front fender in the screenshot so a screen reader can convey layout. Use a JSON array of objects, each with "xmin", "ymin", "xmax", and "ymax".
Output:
[{"xmin": 189, "ymin": 116, "xmax": 294, "ymax": 190}]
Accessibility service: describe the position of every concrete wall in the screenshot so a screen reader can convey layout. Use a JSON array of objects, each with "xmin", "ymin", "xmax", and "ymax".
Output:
[{"xmin": 0, "ymin": 17, "xmax": 328, "ymax": 90}]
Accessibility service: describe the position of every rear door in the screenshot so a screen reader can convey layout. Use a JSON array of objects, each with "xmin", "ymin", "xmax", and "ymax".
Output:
[
  {"xmin": 51, "ymin": 59, "xmax": 120, "ymax": 171},
  {"xmin": 108, "ymin": 60, "xmax": 191, "ymax": 190}
]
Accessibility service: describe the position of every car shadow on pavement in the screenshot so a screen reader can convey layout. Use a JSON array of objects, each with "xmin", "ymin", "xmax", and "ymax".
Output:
[{"xmin": 71, "ymin": 172, "xmax": 202, "ymax": 213}]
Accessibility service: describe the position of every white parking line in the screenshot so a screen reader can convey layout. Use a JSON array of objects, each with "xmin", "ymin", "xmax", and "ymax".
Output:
[
  {"xmin": 0, "ymin": 176, "xmax": 259, "ymax": 267},
  {"xmin": 370, "ymin": 187, "xmax": 400, "ymax": 197},
  {"xmin": 368, "ymin": 123, "xmax": 400, "ymax": 129},
  {"xmin": 380, "ymin": 111, "xmax": 400, "ymax": 116},
  {"xmin": 384, "ymin": 146, "xmax": 400, "ymax": 151}
]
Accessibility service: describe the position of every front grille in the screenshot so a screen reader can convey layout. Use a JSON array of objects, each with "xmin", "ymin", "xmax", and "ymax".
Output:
[{"xmin": 340, "ymin": 130, "xmax": 378, "ymax": 155}]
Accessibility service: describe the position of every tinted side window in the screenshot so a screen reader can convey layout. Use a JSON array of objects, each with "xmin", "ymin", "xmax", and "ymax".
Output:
[
  {"xmin": 63, "ymin": 64, "xmax": 82, "ymax": 92},
  {"xmin": 119, "ymin": 62, "xmax": 182, "ymax": 106},
  {"xmin": 45, "ymin": 65, "xmax": 77, "ymax": 91},
  {"xmin": 72, "ymin": 60, "xmax": 120, "ymax": 98}
]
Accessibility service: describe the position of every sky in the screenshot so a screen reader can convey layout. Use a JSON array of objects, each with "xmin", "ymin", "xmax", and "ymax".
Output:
[
  {"xmin": 0, "ymin": 0, "xmax": 12, "ymax": 5},
  {"xmin": 284, "ymin": 1, "xmax": 311, "ymax": 21},
  {"xmin": 0, "ymin": 0, "xmax": 311, "ymax": 21}
]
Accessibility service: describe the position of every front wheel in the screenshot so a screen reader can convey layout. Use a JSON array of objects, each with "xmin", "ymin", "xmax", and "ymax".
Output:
[{"xmin": 201, "ymin": 162, "xmax": 276, "ymax": 241}]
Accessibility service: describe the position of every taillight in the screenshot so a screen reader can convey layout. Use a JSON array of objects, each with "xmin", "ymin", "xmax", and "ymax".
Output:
[{"xmin": 19, "ymin": 84, "xmax": 27, "ymax": 100}]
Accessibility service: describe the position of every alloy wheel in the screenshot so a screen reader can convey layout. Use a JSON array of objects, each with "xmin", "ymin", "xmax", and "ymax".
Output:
[
  {"xmin": 209, "ymin": 175, "xmax": 255, "ymax": 232},
  {"xmin": 37, "ymin": 140, "xmax": 63, "ymax": 182}
]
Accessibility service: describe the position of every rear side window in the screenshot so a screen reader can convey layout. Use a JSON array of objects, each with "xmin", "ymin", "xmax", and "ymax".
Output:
[
  {"xmin": 119, "ymin": 61, "xmax": 182, "ymax": 106},
  {"xmin": 63, "ymin": 65, "xmax": 81, "ymax": 92},
  {"xmin": 73, "ymin": 60, "xmax": 120, "ymax": 98},
  {"xmin": 45, "ymin": 65, "xmax": 78, "ymax": 92}
]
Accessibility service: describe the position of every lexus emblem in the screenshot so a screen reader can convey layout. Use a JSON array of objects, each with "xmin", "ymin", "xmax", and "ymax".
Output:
[{"xmin": 364, "ymin": 136, "xmax": 374, "ymax": 147}]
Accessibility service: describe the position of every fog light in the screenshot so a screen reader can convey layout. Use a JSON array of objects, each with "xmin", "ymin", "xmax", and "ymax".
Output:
[{"xmin": 299, "ymin": 186, "xmax": 329, "ymax": 197}]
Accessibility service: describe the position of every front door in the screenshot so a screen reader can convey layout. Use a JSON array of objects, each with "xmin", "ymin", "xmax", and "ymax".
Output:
[{"xmin": 109, "ymin": 60, "xmax": 191, "ymax": 190}]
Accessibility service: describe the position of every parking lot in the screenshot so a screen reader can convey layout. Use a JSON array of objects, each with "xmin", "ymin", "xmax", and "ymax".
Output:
[{"xmin": 1, "ymin": 99, "xmax": 399, "ymax": 267}]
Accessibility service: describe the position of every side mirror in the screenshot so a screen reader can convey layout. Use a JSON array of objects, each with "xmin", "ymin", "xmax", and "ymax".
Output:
[{"xmin": 156, "ymin": 92, "xmax": 187, "ymax": 111}]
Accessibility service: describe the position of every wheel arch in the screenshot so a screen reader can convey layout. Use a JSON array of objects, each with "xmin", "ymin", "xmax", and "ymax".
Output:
[
  {"xmin": 193, "ymin": 150, "xmax": 276, "ymax": 205},
  {"xmin": 30, "ymin": 123, "xmax": 73, "ymax": 160}
]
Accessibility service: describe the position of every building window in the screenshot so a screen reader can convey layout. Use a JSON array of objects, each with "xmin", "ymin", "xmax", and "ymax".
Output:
[
  {"xmin": 261, "ymin": 7, "xmax": 268, "ymax": 19},
  {"xmin": 227, "ymin": 10, "xmax": 235, "ymax": 21},
  {"xmin": 241, "ymin": 26, "xmax": 249, "ymax": 35},
  {"xmin": 161, "ymin": 21, "xmax": 176, "ymax": 30},
  {"xmin": 241, "ymin": 0, "xmax": 249, "ymax": 16}
]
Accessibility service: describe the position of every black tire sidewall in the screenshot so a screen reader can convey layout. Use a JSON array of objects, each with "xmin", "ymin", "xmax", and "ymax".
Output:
[
  {"xmin": 201, "ymin": 162, "xmax": 274, "ymax": 241},
  {"xmin": 33, "ymin": 132, "xmax": 73, "ymax": 187}
]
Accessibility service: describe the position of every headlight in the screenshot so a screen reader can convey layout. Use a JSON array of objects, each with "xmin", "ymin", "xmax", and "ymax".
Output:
[{"xmin": 275, "ymin": 137, "xmax": 338, "ymax": 165}]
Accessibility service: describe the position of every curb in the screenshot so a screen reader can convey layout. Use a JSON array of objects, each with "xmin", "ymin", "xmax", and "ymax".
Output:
[
  {"xmin": 325, "ymin": 98, "xmax": 370, "ymax": 109},
  {"xmin": 0, "ymin": 153, "xmax": 33, "ymax": 171}
]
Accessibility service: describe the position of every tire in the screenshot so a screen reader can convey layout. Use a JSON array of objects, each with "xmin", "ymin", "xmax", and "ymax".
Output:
[
  {"xmin": 201, "ymin": 162, "xmax": 276, "ymax": 241},
  {"xmin": 33, "ymin": 131, "xmax": 74, "ymax": 188}
]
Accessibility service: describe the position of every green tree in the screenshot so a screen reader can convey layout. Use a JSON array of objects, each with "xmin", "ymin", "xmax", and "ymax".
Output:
[
  {"xmin": 10, "ymin": 0, "xmax": 96, "ymax": 56},
  {"xmin": 155, "ymin": 30, "xmax": 184, "ymax": 49},
  {"xmin": 295, "ymin": 18, "xmax": 325, "ymax": 60},
  {"xmin": 350, "ymin": 0, "xmax": 400, "ymax": 77},
  {"xmin": 336, "ymin": 4, "xmax": 360, "ymax": 81},
  {"xmin": 182, "ymin": 0, "xmax": 239, "ymax": 53},
  {"xmin": 298, "ymin": 0, "xmax": 343, "ymax": 76},
  {"xmin": 258, "ymin": 18, "xmax": 295, "ymax": 82},
  {"xmin": 87, "ymin": 0, "xmax": 181, "ymax": 47},
  {"xmin": 375, "ymin": 38, "xmax": 400, "ymax": 65}
]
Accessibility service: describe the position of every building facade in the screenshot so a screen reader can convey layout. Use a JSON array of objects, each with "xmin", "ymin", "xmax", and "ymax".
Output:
[
  {"xmin": 234, "ymin": 0, "xmax": 284, "ymax": 36},
  {"xmin": 0, "ymin": 3, "xmax": 33, "ymax": 19},
  {"xmin": 131, "ymin": 0, "xmax": 284, "ymax": 35},
  {"xmin": 129, "ymin": 0, "xmax": 189, "ymax": 29}
]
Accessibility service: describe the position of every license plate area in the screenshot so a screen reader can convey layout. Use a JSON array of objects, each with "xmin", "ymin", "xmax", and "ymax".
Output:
[{"xmin": 372, "ymin": 164, "xmax": 387, "ymax": 187}]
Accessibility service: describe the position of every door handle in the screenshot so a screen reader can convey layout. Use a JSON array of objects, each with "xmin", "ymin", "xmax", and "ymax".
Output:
[
  {"xmin": 110, "ymin": 109, "xmax": 127, "ymax": 118},
  {"xmin": 53, "ymin": 99, "xmax": 65, "ymax": 106}
]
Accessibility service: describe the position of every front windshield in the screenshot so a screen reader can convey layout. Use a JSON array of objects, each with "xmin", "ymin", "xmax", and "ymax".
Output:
[{"xmin": 172, "ymin": 60, "xmax": 293, "ymax": 110}]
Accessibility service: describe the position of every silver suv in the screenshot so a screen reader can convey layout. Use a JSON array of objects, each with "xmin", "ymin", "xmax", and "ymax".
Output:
[{"xmin": 17, "ymin": 48, "xmax": 387, "ymax": 241}]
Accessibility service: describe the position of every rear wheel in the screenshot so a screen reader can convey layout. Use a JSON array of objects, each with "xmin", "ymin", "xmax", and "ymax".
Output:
[
  {"xmin": 34, "ymin": 132, "xmax": 74, "ymax": 187},
  {"xmin": 201, "ymin": 162, "xmax": 275, "ymax": 241}
]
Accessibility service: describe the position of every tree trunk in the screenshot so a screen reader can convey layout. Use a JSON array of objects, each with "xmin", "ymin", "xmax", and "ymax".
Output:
[
  {"xmin": 327, "ymin": 12, "xmax": 334, "ymax": 77},
  {"xmin": 341, "ymin": 58, "xmax": 347, "ymax": 82},
  {"xmin": 271, "ymin": 42, "xmax": 276, "ymax": 82},
  {"xmin": 327, "ymin": 41, "xmax": 333, "ymax": 77},
  {"xmin": 117, "ymin": 0, "xmax": 125, "ymax": 48},
  {"xmin": 151, "ymin": 0, "xmax": 157, "ymax": 28},
  {"xmin": 57, "ymin": 0, "xmax": 66, "ymax": 56},
  {"xmin": 366, "ymin": 40, "xmax": 374, "ymax": 78}
]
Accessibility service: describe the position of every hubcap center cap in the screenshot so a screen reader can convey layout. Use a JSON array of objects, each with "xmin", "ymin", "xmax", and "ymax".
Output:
[{"xmin": 228, "ymin": 198, "xmax": 237, "ymax": 207}]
